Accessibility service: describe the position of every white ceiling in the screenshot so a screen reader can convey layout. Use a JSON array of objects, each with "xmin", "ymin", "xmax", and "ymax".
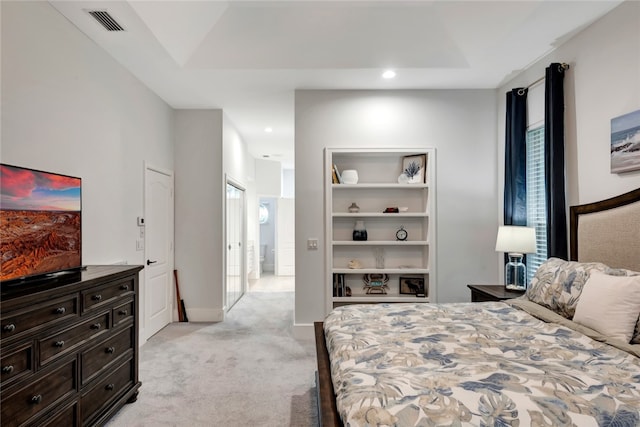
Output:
[{"xmin": 49, "ymin": 0, "xmax": 622, "ymax": 168}]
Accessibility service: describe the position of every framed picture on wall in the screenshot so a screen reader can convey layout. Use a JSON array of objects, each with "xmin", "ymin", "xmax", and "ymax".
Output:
[{"xmin": 611, "ymin": 109, "xmax": 640, "ymax": 174}]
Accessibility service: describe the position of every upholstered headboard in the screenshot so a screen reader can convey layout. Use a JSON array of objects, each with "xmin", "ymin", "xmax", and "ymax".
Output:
[{"xmin": 570, "ymin": 188, "xmax": 640, "ymax": 272}]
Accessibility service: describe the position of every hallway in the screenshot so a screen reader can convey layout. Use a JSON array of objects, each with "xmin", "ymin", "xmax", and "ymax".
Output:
[{"xmin": 249, "ymin": 273, "xmax": 295, "ymax": 292}]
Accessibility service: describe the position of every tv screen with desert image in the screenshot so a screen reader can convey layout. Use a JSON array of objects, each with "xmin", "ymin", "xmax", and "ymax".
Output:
[{"xmin": 1, "ymin": 164, "xmax": 81, "ymax": 283}]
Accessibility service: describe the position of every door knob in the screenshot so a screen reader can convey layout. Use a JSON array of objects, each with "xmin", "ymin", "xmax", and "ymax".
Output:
[{"xmin": 147, "ymin": 260, "xmax": 157, "ymax": 266}]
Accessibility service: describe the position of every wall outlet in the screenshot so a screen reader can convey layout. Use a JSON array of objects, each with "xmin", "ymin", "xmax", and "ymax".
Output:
[{"xmin": 307, "ymin": 238, "xmax": 319, "ymax": 250}]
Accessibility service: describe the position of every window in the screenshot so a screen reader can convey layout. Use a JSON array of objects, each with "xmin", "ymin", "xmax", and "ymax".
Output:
[{"xmin": 526, "ymin": 126, "xmax": 548, "ymax": 283}]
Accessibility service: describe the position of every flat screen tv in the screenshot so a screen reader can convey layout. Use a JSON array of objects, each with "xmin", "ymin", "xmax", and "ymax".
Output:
[{"xmin": 0, "ymin": 163, "xmax": 82, "ymax": 284}]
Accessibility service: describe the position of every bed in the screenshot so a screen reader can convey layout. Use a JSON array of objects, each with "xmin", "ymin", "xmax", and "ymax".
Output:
[{"xmin": 315, "ymin": 188, "xmax": 640, "ymax": 427}]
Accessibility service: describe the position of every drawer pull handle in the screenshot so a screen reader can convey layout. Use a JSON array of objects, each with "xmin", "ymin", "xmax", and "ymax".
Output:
[
  {"xmin": 55, "ymin": 307, "xmax": 66, "ymax": 314},
  {"xmin": 106, "ymin": 346, "xmax": 116, "ymax": 354},
  {"xmin": 120, "ymin": 284, "xmax": 129, "ymax": 290},
  {"xmin": 2, "ymin": 365, "xmax": 14, "ymax": 374},
  {"xmin": 31, "ymin": 395, "xmax": 43, "ymax": 404},
  {"xmin": 3, "ymin": 324, "xmax": 16, "ymax": 332},
  {"xmin": 119, "ymin": 309, "xmax": 128, "ymax": 316},
  {"xmin": 54, "ymin": 340, "xmax": 65, "ymax": 347},
  {"xmin": 92, "ymin": 294, "xmax": 102, "ymax": 301},
  {"xmin": 105, "ymin": 383, "xmax": 115, "ymax": 391},
  {"xmin": 91, "ymin": 323, "xmax": 102, "ymax": 330}
]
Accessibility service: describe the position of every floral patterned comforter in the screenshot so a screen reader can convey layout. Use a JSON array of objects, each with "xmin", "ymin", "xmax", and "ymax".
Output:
[{"xmin": 324, "ymin": 302, "xmax": 640, "ymax": 427}]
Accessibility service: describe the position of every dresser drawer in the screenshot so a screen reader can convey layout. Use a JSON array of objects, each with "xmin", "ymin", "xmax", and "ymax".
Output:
[
  {"xmin": 81, "ymin": 358, "xmax": 134, "ymax": 424},
  {"xmin": 1, "ymin": 295, "xmax": 78, "ymax": 341},
  {"xmin": 82, "ymin": 327, "xmax": 134, "ymax": 385},
  {"xmin": 36, "ymin": 400, "xmax": 78, "ymax": 427},
  {"xmin": 113, "ymin": 299, "xmax": 134, "ymax": 327},
  {"xmin": 1, "ymin": 343, "xmax": 33, "ymax": 386},
  {"xmin": 1, "ymin": 358, "xmax": 76, "ymax": 427},
  {"xmin": 82, "ymin": 277, "xmax": 135, "ymax": 313},
  {"xmin": 39, "ymin": 312, "xmax": 110, "ymax": 366}
]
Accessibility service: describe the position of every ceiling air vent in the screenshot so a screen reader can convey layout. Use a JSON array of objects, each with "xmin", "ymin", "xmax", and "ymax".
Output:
[{"xmin": 87, "ymin": 10, "xmax": 125, "ymax": 32}]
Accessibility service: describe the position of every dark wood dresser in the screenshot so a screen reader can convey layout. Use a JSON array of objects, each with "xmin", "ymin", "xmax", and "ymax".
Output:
[{"xmin": 1, "ymin": 265, "xmax": 143, "ymax": 427}]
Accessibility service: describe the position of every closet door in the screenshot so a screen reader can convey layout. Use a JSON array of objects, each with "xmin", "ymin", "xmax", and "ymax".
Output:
[{"xmin": 226, "ymin": 181, "xmax": 245, "ymax": 310}]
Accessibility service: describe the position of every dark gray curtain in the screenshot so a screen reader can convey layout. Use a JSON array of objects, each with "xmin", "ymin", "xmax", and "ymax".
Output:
[
  {"xmin": 544, "ymin": 63, "xmax": 568, "ymax": 259},
  {"xmin": 504, "ymin": 88, "xmax": 528, "ymax": 227}
]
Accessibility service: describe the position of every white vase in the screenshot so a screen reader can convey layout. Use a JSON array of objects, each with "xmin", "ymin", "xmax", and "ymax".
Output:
[
  {"xmin": 341, "ymin": 169, "xmax": 359, "ymax": 184},
  {"xmin": 397, "ymin": 173, "xmax": 409, "ymax": 184}
]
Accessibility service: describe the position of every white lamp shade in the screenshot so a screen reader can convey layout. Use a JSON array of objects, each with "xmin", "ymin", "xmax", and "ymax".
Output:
[{"xmin": 495, "ymin": 226, "xmax": 537, "ymax": 254}]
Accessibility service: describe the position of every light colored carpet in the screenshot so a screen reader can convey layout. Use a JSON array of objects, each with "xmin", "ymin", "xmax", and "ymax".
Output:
[
  {"xmin": 249, "ymin": 274, "xmax": 295, "ymax": 292},
  {"xmin": 106, "ymin": 291, "xmax": 318, "ymax": 427}
]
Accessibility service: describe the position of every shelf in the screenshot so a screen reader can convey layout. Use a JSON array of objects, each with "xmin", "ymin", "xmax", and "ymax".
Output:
[
  {"xmin": 333, "ymin": 183, "xmax": 428, "ymax": 189},
  {"xmin": 332, "ymin": 212, "xmax": 428, "ymax": 218},
  {"xmin": 332, "ymin": 268, "xmax": 429, "ymax": 274},
  {"xmin": 326, "ymin": 148, "xmax": 436, "ymax": 315},
  {"xmin": 332, "ymin": 240, "xmax": 427, "ymax": 246},
  {"xmin": 333, "ymin": 296, "xmax": 430, "ymax": 303}
]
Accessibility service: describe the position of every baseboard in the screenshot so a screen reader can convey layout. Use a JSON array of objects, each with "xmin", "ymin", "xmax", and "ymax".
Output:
[
  {"xmin": 139, "ymin": 327, "xmax": 147, "ymax": 347},
  {"xmin": 184, "ymin": 307, "xmax": 224, "ymax": 322},
  {"xmin": 292, "ymin": 323, "xmax": 314, "ymax": 340}
]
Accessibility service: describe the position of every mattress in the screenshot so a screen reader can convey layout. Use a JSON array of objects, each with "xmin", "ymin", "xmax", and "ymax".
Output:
[{"xmin": 324, "ymin": 302, "xmax": 640, "ymax": 426}]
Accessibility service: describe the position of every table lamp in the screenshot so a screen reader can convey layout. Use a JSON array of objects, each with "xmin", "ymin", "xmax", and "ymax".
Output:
[{"xmin": 495, "ymin": 226, "xmax": 537, "ymax": 291}]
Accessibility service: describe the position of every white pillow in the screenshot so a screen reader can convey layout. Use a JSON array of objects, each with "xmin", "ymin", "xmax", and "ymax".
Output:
[{"xmin": 573, "ymin": 271, "xmax": 640, "ymax": 343}]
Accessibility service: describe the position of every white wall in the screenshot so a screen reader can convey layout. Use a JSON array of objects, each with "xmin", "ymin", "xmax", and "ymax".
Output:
[
  {"xmin": 223, "ymin": 114, "xmax": 257, "ymax": 292},
  {"xmin": 2, "ymin": 3, "xmax": 259, "ymax": 325},
  {"xmin": 2, "ymin": 1, "xmax": 175, "ymax": 341},
  {"xmin": 282, "ymin": 169, "xmax": 295, "ymax": 199},
  {"xmin": 174, "ymin": 110, "xmax": 224, "ymax": 321},
  {"xmin": 294, "ymin": 90, "xmax": 498, "ymax": 329},
  {"xmin": 497, "ymin": 1, "xmax": 640, "ymax": 209},
  {"xmin": 174, "ymin": 111, "xmax": 256, "ymax": 320},
  {"xmin": 256, "ymin": 159, "xmax": 282, "ymax": 197},
  {"xmin": 1, "ymin": 2, "xmax": 173, "ymax": 264}
]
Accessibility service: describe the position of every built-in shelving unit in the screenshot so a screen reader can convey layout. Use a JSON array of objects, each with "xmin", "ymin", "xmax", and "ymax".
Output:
[{"xmin": 324, "ymin": 148, "xmax": 436, "ymax": 314}]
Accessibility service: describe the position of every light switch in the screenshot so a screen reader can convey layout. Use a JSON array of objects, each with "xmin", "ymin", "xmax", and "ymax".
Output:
[{"xmin": 307, "ymin": 238, "xmax": 319, "ymax": 250}]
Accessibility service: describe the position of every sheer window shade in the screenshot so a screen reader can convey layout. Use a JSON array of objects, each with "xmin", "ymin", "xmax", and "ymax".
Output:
[{"xmin": 526, "ymin": 126, "xmax": 548, "ymax": 283}]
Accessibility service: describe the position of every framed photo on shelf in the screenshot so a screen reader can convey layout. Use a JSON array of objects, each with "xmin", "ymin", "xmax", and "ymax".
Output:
[
  {"xmin": 399, "ymin": 276, "xmax": 426, "ymax": 297},
  {"xmin": 402, "ymin": 154, "xmax": 427, "ymax": 183}
]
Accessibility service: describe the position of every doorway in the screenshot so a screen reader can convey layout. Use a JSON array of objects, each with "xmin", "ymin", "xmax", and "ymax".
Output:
[
  {"xmin": 226, "ymin": 179, "xmax": 246, "ymax": 310},
  {"xmin": 258, "ymin": 198, "xmax": 276, "ymax": 277},
  {"xmin": 252, "ymin": 197, "xmax": 295, "ymax": 292},
  {"xmin": 144, "ymin": 165, "xmax": 174, "ymax": 340}
]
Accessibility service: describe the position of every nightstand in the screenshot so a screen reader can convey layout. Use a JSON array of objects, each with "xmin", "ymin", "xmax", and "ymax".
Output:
[{"xmin": 467, "ymin": 284, "xmax": 525, "ymax": 302}]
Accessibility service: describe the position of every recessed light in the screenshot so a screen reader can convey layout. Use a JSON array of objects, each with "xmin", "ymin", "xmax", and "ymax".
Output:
[
  {"xmin": 264, "ymin": 127, "xmax": 273, "ymax": 133},
  {"xmin": 382, "ymin": 70, "xmax": 396, "ymax": 79}
]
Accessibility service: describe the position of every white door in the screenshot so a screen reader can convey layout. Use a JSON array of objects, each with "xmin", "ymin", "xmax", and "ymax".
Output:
[
  {"xmin": 226, "ymin": 180, "xmax": 245, "ymax": 310},
  {"xmin": 276, "ymin": 198, "xmax": 295, "ymax": 276},
  {"xmin": 144, "ymin": 166, "xmax": 174, "ymax": 338}
]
